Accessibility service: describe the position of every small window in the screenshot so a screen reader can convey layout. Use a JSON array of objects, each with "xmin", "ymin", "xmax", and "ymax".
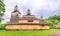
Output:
[{"xmin": 28, "ymin": 20, "xmax": 33, "ymax": 22}]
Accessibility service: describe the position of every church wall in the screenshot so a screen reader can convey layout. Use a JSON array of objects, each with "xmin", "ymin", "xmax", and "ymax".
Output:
[
  {"xmin": 44, "ymin": 26, "xmax": 49, "ymax": 29},
  {"xmin": 19, "ymin": 20, "xmax": 39, "ymax": 23},
  {"xmin": 6, "ymin": 24, "xmax": 49, "ymax": 30},
  {"xmin": 19, "ymin": 20, "xmax": 28, "ymax": 23},
  {"xmin": 33, "ymin": 20, "xmax": 39, "ymax": 23},
  {"xmin": 41, "ymin": 25, "xmax": 49, "ymax": 29}
]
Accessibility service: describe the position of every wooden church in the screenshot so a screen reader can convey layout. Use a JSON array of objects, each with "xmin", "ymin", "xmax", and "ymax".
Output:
[{"xmin": 6, "ymin": 5, "xmax": 49, "ymax": 30}]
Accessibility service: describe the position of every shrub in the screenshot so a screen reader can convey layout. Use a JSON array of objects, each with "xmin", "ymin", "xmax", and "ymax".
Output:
[{"xmin": 0, "ymin": 24, "xmax": 6, "ymax": 30}]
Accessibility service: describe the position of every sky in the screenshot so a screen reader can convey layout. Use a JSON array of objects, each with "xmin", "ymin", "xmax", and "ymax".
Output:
[{"xmin": 1, "ymin": 0, "xmax": 60, "ymax": 23}]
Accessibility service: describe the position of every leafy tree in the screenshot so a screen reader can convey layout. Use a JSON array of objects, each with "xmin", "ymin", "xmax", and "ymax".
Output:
[
  {"xmin": 0, "ymin": 24, "xmax": 6, "ymax": 29},
  {"xmin": 49, "ymin": 15, "xmax": 60, "ymax": 21},
  {"xmin": 58, "ymin": 22, "xmax": 60, "ymax": 25},
  {"xmin": 45, "ymin": 19, "xmax": 54, "ymax": 26},
  {"xmin": 45, "ymin": 15, "xmax": 60, "ymax": 27},
  {"xmin": 53, "ymin": 20, "xmax": 59, "ymax": 25},
  {"xmin": 0, "ymin": 0, "xmax": 5, "ymax": 23}
]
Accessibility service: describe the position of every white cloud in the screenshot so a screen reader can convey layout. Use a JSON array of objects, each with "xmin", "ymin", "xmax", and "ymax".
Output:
[
  {"xmin": 2, "ymin": 0, "xmax": 60, "ymax": 23},
  {"xmin": 30, "ymin": 0, "xmax": 60, "ymax": 11}
]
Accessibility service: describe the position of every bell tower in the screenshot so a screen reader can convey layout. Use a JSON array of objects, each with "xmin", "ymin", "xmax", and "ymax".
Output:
[
  {"xmin": 12, "ymin": 5, "xmax": 21, "ymax": 17},
  {"xmin": 9, "ymin": 5, "xmax": 21, "ymax": 24}
]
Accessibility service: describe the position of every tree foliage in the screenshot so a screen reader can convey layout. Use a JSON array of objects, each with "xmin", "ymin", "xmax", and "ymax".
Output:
[
  {"xmin": 0, "ymin": 0, "xmax": 5, "ymax": 23},
  {"xmin": 45, "ymin": 15, "xmax": 60, "ymax": 27},
  {"xmin": 0, "ymin": 24, "xmax": 5, "ymax": 29},
  {"xmin": 49, "ymin": 15, "xmax": 60, "ymax": 21}
]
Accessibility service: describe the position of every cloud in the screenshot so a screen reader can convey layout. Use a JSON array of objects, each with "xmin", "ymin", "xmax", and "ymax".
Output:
[{"xmin": 2, "ymin": 0, "xmax": 60, "ymax": 23}]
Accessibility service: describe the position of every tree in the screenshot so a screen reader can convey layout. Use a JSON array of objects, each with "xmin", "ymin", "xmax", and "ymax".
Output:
[
  {"xmin": 0, "ymin": 24, "xmax": 6, "ymax": 29},
  {"xmin": 0, "ymin": 0, "xmax": 5, "ymax": 23},
  {"xmin": 45, "ymin": 15, "xmax": 60, "ymax": 27},
  {"xmin": 49, "ymin": 15, "xmax": 60, "ymax": 21},
  {"xmin": 45, "ymin": 19, "xmax": 54, "ymax": 26}
]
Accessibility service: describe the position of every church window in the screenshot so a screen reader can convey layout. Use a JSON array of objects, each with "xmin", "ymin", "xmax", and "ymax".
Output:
[{"xmin": 28, "ymin": 20, "xmax": 33, "ymax": 22}]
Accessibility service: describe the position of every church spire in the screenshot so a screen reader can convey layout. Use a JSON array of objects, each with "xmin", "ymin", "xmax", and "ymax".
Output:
[
  {"xmin": 27, "ymin": 9, "xmax": 31, "ymax": 15},
  {"xmin": 41, "ymin": 15, "xmax": 43, "ymax": 20},
  {"xmin": 14, "ymin": 5, "xmax": 18, "ymax": 10},
  {"xmin": 40, "ymin": 14, "xmax": 43, "ymax": 20},
  {"xmin": 14, "ymin": 5, "xmax": 18, "ymax": 11},
  {"xmin": 12, "ymin": 5, "xmax": 21, "ymax": 14}
]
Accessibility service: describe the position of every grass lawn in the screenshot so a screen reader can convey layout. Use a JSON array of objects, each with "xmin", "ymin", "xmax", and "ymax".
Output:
[{"xmin": 0, "ymin": 29, "xmax": 60, "ymax": 36}]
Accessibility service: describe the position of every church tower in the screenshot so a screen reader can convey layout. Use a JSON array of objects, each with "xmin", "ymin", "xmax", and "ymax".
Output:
[
  {"xmin": 9, "ymin": 5, "xmax": 21, "ymax": 24},
  {"xmin": 39, "ymin": 15, "xmax": 46, "ymax": 24},
  {"xmin": 27, "ymin": 9, "xmax": 31, "ymax": 15},
  {"xmin": 40, "ymin": 15, "xmax": 43, "ymax": 20},
  {"xmin": 39, "ymin": 15, "xmax": 44, "ymax": 24},
  {"xmin": 12, "ymin": 5, "xmax": 21, "ymax": 17}
]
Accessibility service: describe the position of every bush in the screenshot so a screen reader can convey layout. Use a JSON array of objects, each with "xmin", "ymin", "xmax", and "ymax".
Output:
[
  {"xmin": 50, "ymin": 26, "xmax": 60, "ymax": 29},
  {"xmin": 0, "ymin": 24, "xmax": 6, "ymax": 30}
]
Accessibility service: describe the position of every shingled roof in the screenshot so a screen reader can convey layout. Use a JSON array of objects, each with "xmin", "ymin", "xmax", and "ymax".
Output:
[
  {"xmin": 19, "ymin": 9, "xmax": 39, "ymax": 20},
  {"xmin": 20, "ymin": 15, "xmax": 39, "ymax": 20},
  {"xmin": 12, "ymin": 5, "xmax": 21, "ymax": 14}
]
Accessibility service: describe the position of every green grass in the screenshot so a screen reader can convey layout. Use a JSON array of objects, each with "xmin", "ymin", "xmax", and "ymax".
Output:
[{"xmin": 0, "ymin": 29, "xmax": 60, "ymax": 36}]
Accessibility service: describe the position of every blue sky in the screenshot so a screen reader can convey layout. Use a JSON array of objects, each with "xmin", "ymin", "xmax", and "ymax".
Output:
[{"xmin": 2, "ymin": 0, "xmax": 60, "ymax": 23}]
